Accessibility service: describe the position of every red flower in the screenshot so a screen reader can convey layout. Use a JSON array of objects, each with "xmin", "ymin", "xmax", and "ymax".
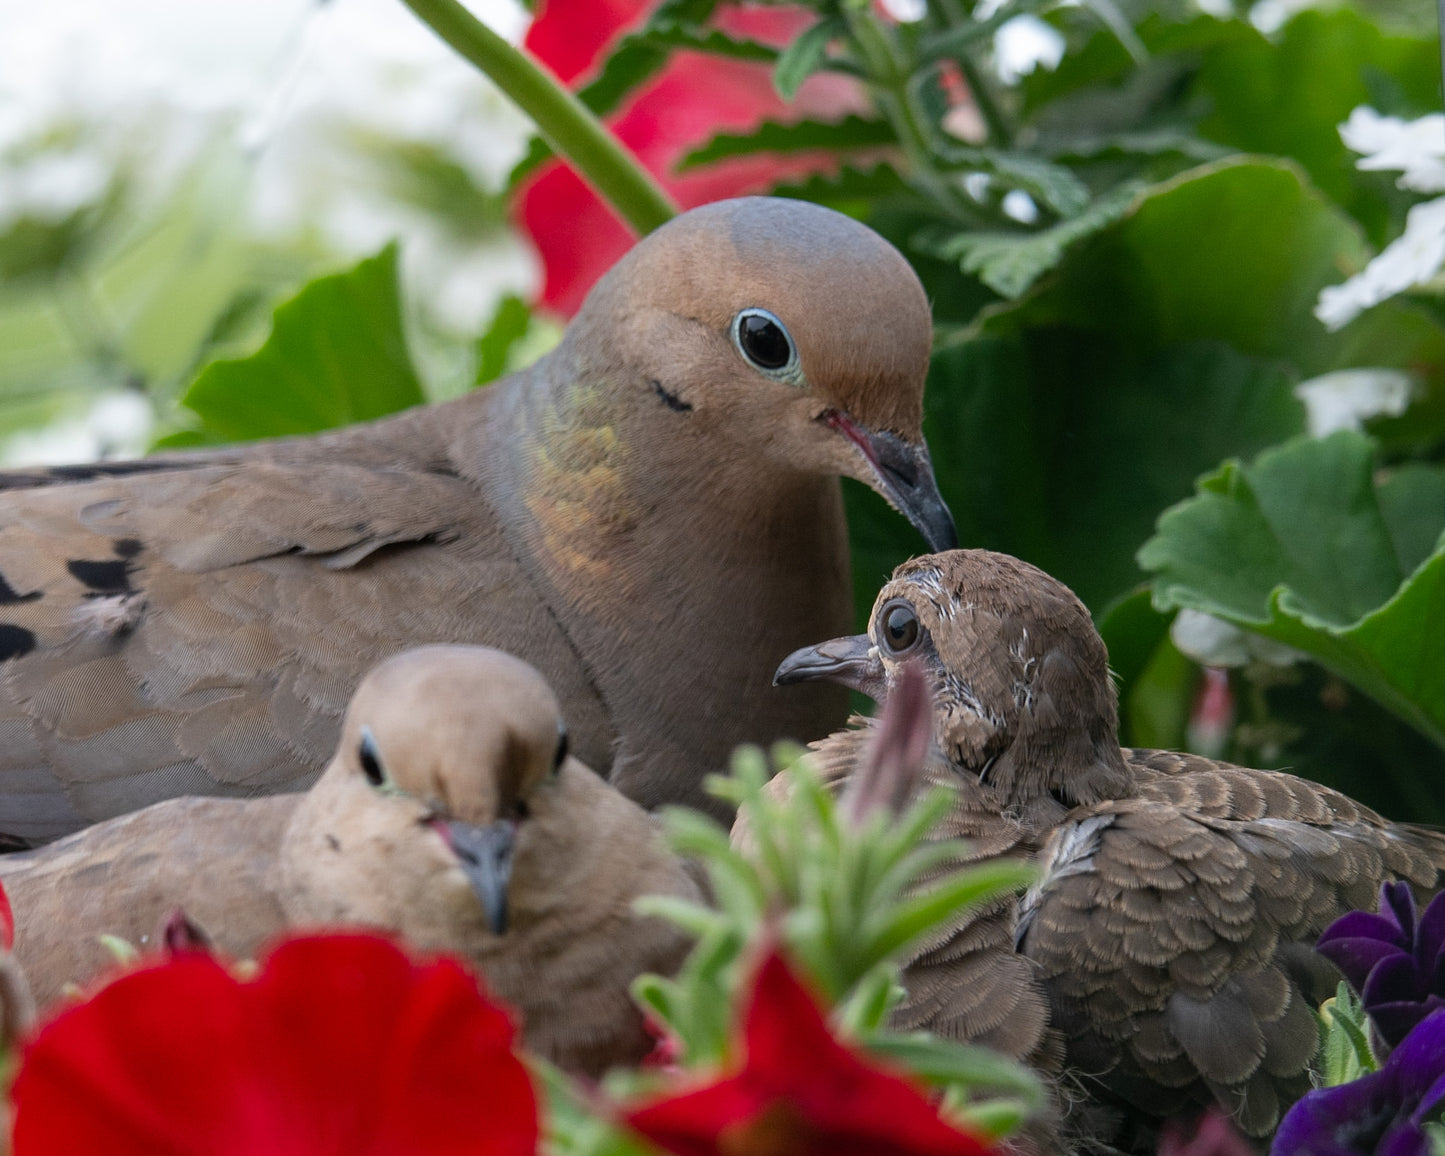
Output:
[
  {"xmin": 622, "ymin": 949, "xmax": 993, "ymax": 1156},
  {"xmin": 0, "ymin": 877, "xmax": 12, "ymax": 951},
  {"xmin": 518, "ymin": 0, "xmax": 868, "ymax": 315},
  {"xmin": 12, "ymin": 934, "xmax": 538, "ymax": 1156}
]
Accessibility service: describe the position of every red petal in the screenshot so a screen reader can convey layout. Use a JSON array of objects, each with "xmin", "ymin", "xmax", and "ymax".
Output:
[
  {"xmin": 0, "ymin": 876, "xmax": 13, "ymax": 951},
  {"xmin": 516, "ymin": 0, "xmax": 868, "ymax": 315},
  {"xmin": 625, "ymin": 1077, "xmax": 767, "ymax": 1156},
  {"xmin": 13, "ymin": 934, "xmax": 538, "ymax": 1156}
]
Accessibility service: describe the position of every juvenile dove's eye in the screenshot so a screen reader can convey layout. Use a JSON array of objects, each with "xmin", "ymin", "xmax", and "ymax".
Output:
[
  {"xmin": 553, "ymin": 727, "xmax": 569, "ymax": 773},
  {"xmin": 358, "ymin": 727, "xmax": 386, "ymax": 788},
  {"xmin": 880, "ymin": 601, "xmax": 920, "ymax": 654},
  {"xmin": 733, "ymin": 309, "xmax": 795, "ymax": 373}
]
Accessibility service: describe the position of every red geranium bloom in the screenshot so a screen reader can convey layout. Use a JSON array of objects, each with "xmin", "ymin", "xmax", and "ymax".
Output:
[
  {"xmin": 12, "ymin": 934, "xmax": 538, "ymax": 1156},
  {"xmin": 622, "ymin": 949, "xmax": 994, "ymax": 1156},
  {"xmin": 519, "ymin": 0, "xmax": 868, "ymax": 315},
  {"xmin": 0, "ymin": 877, "xmax": 12, "ymax": 950}
]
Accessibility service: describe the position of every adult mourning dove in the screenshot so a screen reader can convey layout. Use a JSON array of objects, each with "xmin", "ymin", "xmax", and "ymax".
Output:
[
  {"xmin": 0, "ymin": 196, "xmax": 954, "ymax": 842},
  {"xmin": 772, "ymin": 549, "xmax": 1445, "ymax": 1147},
  {"xmin": 0, "ymin": 645, "xmax": 701, "ymax": 1077}
]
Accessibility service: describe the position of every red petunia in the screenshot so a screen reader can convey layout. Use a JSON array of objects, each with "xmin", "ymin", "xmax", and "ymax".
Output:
[
  {"xmin": 518, "ymin": 0, "xmax": 867, "ymax": 315},
  {"xmin": 11, "ymin": 934, "xmax": 539, "ymax": 1156},
  {"xmin": 622, "ymin": 948, "xmax": 994, "ymax": 1156},
  {"xmin": 0, "ymin": 877, "xmax": 12, "ymax": 951}
]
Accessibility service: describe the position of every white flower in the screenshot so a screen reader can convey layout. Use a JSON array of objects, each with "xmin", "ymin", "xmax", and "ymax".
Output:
[
  {"xmin": 1293, "ymin": 368, "xmax": 1415, "ymax": 437},
  {"xmin": 1339, "ymin": 107, "xmax": 1445, "ymax": 193},
  {"xmin": 1171, "ymin": 609, "xmax": 1303, "ymax": 669},
  {"xmin": 879, "ymin": 0, "xmax": 927, "ymax": 23},
  {"xmin": 993, "ymin": 16, "xmax": 1065, "ymax": 85},
  {"xmin": 1315, "ymin": 195, "xmax": 1445, "ymax": 330}
]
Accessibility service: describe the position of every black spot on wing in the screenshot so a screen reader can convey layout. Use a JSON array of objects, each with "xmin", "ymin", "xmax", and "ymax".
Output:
[
  {"xmin": 0, "ymin": 571, "xmax": 40, "ymax": 606},
  {"xmin": 112, "ymin": 538, "xmax": 144, "ymax": 559},
  {"xmin": 0, "ymin": 625, "xmax": 36, "ymax": 661},
  {"xmin": 67, "ymin": 558, "xmax": 134, "ymax": 595}
]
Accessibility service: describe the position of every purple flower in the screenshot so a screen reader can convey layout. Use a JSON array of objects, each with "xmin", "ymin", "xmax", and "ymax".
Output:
[
  {"xmin": 1271, "ymin": 1006, "xmax": 1445, "ymax": 1156},
  {"xmin": 1317, "ymin": 882, "xmax": 1445, "ymax": 1049}
]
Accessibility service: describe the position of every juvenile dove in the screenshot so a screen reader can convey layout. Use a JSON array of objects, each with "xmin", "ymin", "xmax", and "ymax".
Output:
[
  {"xmin": 0, "ymin": 196, "xmax": 954, "ymax": 841},
  {"xmin": 772, "ymin": 549, "xmax": 1445, "ymax": 1147},
  {"xmin": 0, "ymin": 645, "xmax": 701, "ymax": 1077}
]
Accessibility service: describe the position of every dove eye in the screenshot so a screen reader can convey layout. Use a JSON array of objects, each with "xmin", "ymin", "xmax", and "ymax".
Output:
[
  {"xmin": 553, "ymin": 726, "xmax": 569, "ymax": 774},
  {"xmin": 878, "ymin": 600, "xmax": 921, "ymax": 655},
  {"xmin": 358, "ymin": 726, "xmax": 386, "ymax": 788},
  {"xmin": 732, "ymin": 308, "xmax": 797, "ymax": 377}
]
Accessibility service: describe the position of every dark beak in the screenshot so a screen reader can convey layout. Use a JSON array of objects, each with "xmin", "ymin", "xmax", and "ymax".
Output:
[
  {"xmin": 774, "ymin": 633, "xmax": 886, "ymax": 703},
  {"xmin": 443, "ymin": 819, "xmax": 515, "ymax": 935},
  {"xmin": 825, "ymin": 413, "xmax": 957, "ymax": 551}
]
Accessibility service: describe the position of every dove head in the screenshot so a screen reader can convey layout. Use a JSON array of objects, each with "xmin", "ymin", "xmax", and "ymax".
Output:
[
  {"xmin": 775, "ymin": 549, "xmax": 1132, "ymax": 807},
  {"xmin": 571, "ymin": 196, "xmax": 956, "ymax": 550},
  {"xmin": 279, "ymin": 645, "xmax": 572, "ymax": 943}
]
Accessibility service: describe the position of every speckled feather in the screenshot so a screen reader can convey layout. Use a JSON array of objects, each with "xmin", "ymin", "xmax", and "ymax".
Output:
[
  {"xmin": 0, "ymin": 646, "xmax": 700, "ymax": 1077},
  {"xmin": 779, "ymin": 549, "xmax": 1445, "ymax": 1148},
  {"xmin": 0, "ymin": 197, "xmax": 944, "ymax": 838}
]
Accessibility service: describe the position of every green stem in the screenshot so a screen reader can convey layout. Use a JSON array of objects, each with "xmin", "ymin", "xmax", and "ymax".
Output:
[
  {"xmin": 399, "ymin": 0, "xmax": 677, "ymax": 234},
  {"xmin": 844, "ymin": 12, "xmax": 968, "ymax": 216},
  {"xmin": 953, "ymin": 52, "xmax": 1014, "ymax": 149}
]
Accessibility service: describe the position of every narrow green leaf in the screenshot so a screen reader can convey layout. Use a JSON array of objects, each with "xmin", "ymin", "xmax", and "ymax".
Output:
[
  {"xmin": 474, "ymin": 293, "xmax": 530, "ymax": 386},
  {"xmin": 868, "ymin": 1032, "xmax": 1045, "ymax": 1108},
  {"xmin": 868, "ymin": 860, "xmax": 1038, "ymax": 961},
  {"xmin": 632, "ymin": 894, "xmax": 724, "ymax": 939},
  {"xmin": 954, "ymin": 1099, "xmax": 1033, "ymax": 1139},
  {"xmin": 182, "ymin": 245, "xmax": 425, "ymax": 441},
  {"xmin": 680, "ymin": 115, "xmax": 894, "ymax": 171},
  {"xmin": 773, "ymin": 17, "xmax": 843, "ymax": 101}
]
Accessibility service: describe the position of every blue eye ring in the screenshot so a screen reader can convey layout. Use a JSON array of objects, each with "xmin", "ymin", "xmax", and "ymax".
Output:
[{"xmin": 731, "ymin": 308, "xmax": 800, "ymax": 380}]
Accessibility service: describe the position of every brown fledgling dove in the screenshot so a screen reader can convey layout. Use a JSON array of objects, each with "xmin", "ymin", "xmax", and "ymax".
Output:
[
  {"xmin": 0, "ymin": 645, "xmax": 702, "ymax": 1077},
  {"xmin": 0, "ymin": 195, "xmax": 954, "ymax": 842},
  {"xmin": 772, "ymin": 549, "xmax": 1445, "ymax": 1148}
]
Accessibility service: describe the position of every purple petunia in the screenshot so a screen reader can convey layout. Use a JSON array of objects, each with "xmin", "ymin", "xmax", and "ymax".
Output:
[
  {"xmin": 1271, "ymin": 1006, "xmax": 1445, "ymax": 1156},
  {"xmin": 1317, "ymin": 882, "xmax": 1445, "ymax": 1050}
]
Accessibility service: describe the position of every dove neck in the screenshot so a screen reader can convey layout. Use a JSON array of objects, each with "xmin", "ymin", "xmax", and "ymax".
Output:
[{"xmin": 455, "ymin": 340, "xmax": 853, "ymax": 813}]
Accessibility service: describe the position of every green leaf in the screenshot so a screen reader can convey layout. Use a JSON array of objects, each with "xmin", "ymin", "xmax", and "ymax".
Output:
[
  {"xmin": 773, "ymin": 17, "xmax": 843, "ymax": 101},
  {"xmin": 181, "ymin": 245, "xmax": 424, "ymax": 442},
  {"xmin": 1318, "ymin": 981, "xmax": 1376, "ymax": 1086},
  {"xmin": 1139, "ymin": 431, "xmax": 1445, "ymax": 752},
  {"xmin": 475, "ymin": 293, "xmax": 531, "ymax": 386},
  {"xmin": 919, "ymin": 182, "xmax": 1139, "ymax": 298},
  {"xmin": 932, "ymin": 147, "xmax": 1095, "ymax": 218},
  {"xmin": 867, "ymin": 859, "xmax": 1038, "ymax": 962},
  {"xmin": 1195, "ymin": 8, "xmax": 1441, "ymax": 243},
  {"xmin": 679, "ymin": 116, "xmax": 895, "ymax": 171},
  {"xmin": 867, "ymin": 1032, "xmax": 1045, "ymax": 1109},
  {"xmin": 574, "ymin": 0, "xmax": 717, "ymax": 111}
]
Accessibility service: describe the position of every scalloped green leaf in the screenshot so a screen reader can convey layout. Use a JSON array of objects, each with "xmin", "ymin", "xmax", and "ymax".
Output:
[
  {"xmin": 1139, "ymin": 430, "xmax": 1445, "ymax": 751},
  {"xmin": 679, "ymin": 115, "xmax": 895, "ymax": 171},
  {"xmin": 181, "ymin": 245, "xmax": 424, "ymax": 442}
]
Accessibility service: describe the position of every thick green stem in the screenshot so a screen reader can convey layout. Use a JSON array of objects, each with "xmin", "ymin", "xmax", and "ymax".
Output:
[{"xmin": 399, "ymin": 0, "xmax": 677, "ymax": 234}]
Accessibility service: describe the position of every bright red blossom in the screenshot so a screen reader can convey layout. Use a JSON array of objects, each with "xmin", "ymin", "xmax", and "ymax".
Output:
[
  {"xmin": 623, "ymin": 949, "xmax": 994, "ymax": 1156},
  {"xmin": 12, "ymin": 934, "xmax": 538, "ymax": 1156},
  {"xmin": 0, "ymin": 876, "xmax": 12, "ymax": 950},
  {"xmin": 519, "ymin": 0, "xmax": 867, "ymax": 315}
]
